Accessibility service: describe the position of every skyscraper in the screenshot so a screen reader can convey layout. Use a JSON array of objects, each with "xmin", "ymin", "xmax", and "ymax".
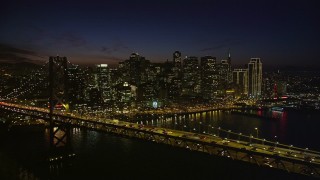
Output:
[
  {"xmin": 232, "ymin": 69, "xmax": 248, "ymax": 96},
  {"xmin": 200, "ymin": 56, "xmax": 218, "ymax": 99},
  {"xmin": 127, "ymin": 53, "xmax": 150, "ymax": 85},
  {"xmin": 182, "ymin": 56, "xmax": 200, "ymax": 96},
  {"xmin": 173, "ymin": 51, "xmax": 182, "ymax": 68},
  {"xmin": 219, "ymin": 60, "xmax": 230, "ymax": 84},
  {"xmin": 227, "ymin": 50, "xmax": 232, "ymax": 83},
  {"xmin": 67, "ymin": 64, "xmax": 85, "ymax": 106},
  {"xmin": 227, "ymin": 49, "xmax": 231, "ymax": 65},
  {"xmin": 96, "ymin": 64, "xmax": 111, "ymax": 103},
  {"xmin": 172, "ymin": 51, "xmax": 183, "ymax": 81},
  {"xmin": 248, "ymin": 58, "xmax": 262, "ymax": 98},
  {"xmin": 220, "ymin": 50, "xmax": 232, "ymax": 84}
]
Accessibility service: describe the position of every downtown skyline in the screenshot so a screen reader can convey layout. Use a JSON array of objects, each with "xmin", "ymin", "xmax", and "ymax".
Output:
[
  {"xmin": 1, "ymin": 1, "xmax": 320, "ymax": 178},
  {"xmin": 1, "ymin": 0, "xmax": 320, "ymax": 67}
]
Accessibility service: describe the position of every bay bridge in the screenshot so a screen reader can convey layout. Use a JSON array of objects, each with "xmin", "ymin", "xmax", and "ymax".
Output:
[{"xmin": 0, "ymin": 57, "xmax": 320, "ymax": 178}]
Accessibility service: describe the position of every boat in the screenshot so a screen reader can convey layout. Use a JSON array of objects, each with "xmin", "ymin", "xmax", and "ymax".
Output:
[{"xmin": 271, "ymin": 106, "xmax": 284, "ymax": 112}]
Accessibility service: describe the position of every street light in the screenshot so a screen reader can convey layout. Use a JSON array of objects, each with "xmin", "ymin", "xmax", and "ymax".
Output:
[
  {"xmin": 180, "ymin": 124, "xmax": 185, "ymax": 131},
  {"xmin": 238, "ymin": 133, "xmax": 242, "ymax": 142},
  {"xmin": 227, "ymin": 130, "xmax": 231, "ymax": 139},
  {"xmin": 254, "ymin": 127, "xmax": 259, "ymax": 138}
]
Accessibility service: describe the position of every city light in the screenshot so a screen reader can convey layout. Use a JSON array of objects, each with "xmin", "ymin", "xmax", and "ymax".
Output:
[
  {"xmin": 0, "ymin": 39, "xmax": 320, "ymax": 180},
  {"xmin": 1, "ymin": 1, "xmax": 320, "ymax": 177}
]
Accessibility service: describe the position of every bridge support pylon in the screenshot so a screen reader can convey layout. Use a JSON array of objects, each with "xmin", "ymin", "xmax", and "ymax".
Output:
[{"xmin": 48, "ymin": 56, "xmax": 71, "ymax": 150}]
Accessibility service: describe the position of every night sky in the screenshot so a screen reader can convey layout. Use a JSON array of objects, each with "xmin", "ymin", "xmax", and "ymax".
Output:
[{"xmin": 1, "ymin": 0, "xmax": 320, "ymax": 67}]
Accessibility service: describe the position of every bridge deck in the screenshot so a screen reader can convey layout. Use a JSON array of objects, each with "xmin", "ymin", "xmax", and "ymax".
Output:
[{"xmin": 1, "ymin": 101, "xmax": 320, "ymax": 177}]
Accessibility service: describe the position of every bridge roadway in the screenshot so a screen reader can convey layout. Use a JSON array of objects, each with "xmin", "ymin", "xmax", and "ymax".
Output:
[
  {"xmin": 0, "ymin": 101, "xmax": 320, "ymax": 177},
  {"xmin": 119, "ymin": 105, "xmax": 244, "ymax": 117}
]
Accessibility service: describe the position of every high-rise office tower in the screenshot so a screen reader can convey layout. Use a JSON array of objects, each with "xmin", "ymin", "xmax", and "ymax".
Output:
[
  {"xmin": 173, "ymin": 51, "xmax": 182, "ymax": 68},
  {"xmin": 220, "ymin": 50, "xmax": 232, "ymax": 84},
  {"xmin": 127, "ymin": 53, "xmax": 150, "ymax": 85},
  {"xmin": 171, "ymin": 51, "xmax": 183, "ymax": 80},
  {"xmin": 67, "ymin": 64, "xmax": 85, "ymax": 106},
  {"xmin": 227, "ymin": 49, "xmax": 231, "ymax": 65},
  {"xmin": 227, "ymin": 50, "xmax": 232, "ymax": 83},
  {"xmin": 200, "ymin": 56, "xmax": 218, "ymax": 99},
  {"xmin": 182, "ymin": 56, "xmax": 200, "ymax": 96},
  {"xmin": 96, "ymin": 64, "xmax": 111, "ymax": 103},
  {"xmin": 248, "ymin": 58, "xmax": 262, "ymax": 98},
  {"xmin": 114, "ymin": 82, "xmax": 136, "ymax": 113},
  {"xmin": 219, "ymin": 60, "xmax": 229, "ymax": 84},
  {"xmin": 217, "ymin": 59, "xmax": 232, "ymax": 95},
  {"xmin": 232, "ymin": 69, "xmax": 248, "ymax": 96}
]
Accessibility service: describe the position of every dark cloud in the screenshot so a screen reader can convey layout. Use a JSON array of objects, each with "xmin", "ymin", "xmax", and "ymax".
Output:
[
  {"xmin": 201, "ymin": 45, "xmax": 227, "ymax": 52},
  {"xmin": 101, "ymin": 40, "xmax": 129, "ymax": 54},
  {"xmin": 0, "ymin": 53, "xmax": 32, "ymax": 62},
  {"xmin": 98, "ymin": 55, "xmax": 123, "ymax": 63},
  {"xmin": 23, "ymin": 25, "xmax": 49, "ymax": 44},
  {"xmin": 0, "ymin": 43, "xmax": 45, "ymax": 63},
  {"xmin": 54, "ymin": 32, "xmax": 87, "ymax": 48},
  {"xmin": 201, "ymin": 39, "xmax": 242, "ymax": 52},
  {"xmin": 0, "ymin": 43, "xmax": 37, "ymax": 56},
  {"xmin": 94, "ymin": 55, "xmax": 123, "ymax": 66}
]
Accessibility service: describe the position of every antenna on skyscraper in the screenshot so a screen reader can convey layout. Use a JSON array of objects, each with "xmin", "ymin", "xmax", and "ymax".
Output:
[{"xmin": 227, "ymin": 48, "xmax": 231, "ymax": 64}]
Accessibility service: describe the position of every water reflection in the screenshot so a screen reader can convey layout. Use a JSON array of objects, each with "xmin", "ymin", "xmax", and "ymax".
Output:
[
  {"xmin": 134, "ymin": 109, "xmax": 293, "ymax": 143},
  {"xmin": 271, "ymin": 110, "xmax": 287, "ymax": 120},
  {"xmin": 18, "ymin": 167, "xmax": 39, "ymax": 180}
]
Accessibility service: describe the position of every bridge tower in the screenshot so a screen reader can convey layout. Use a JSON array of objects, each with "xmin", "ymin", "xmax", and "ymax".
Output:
[{"xmin": 49, "ymin": 56, "xmax": 70, "ymax": 149}]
